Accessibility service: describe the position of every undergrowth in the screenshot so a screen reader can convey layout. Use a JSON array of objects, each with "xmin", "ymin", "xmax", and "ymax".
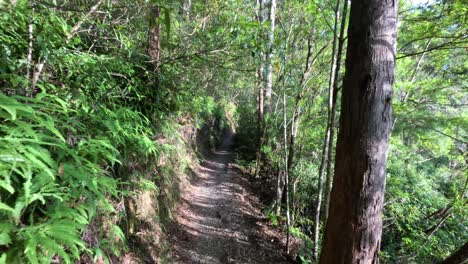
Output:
[
  {"xmin": 0, "ymin": 91, "xmax": 228, "ymax": 263},
  {"xmin": 0, "ymin": 2, "xmax": 234, "ymax": 262}
]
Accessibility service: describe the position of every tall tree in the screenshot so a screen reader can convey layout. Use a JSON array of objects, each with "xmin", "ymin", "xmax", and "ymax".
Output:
[
  {"xmin": 313, "ymin": 0, "xmax": 341, "ymax": 258},
  {"xmin": 264, "ymin": 0, "xmax": 276, "ymax": 113},
  {"xmin": 319, "ymin": 0, "xmax": 398, "ymax": 263},
  {"xmin": 257, "ymin": 0, "xmax": 265, "ymax": 135},
  {"xmin": 282, "ymin": 76, "xmax": 291, "ymax": 254},
  {"xmin": 148, "ymin": 5, "xmax": 161, "ymax": 68},
  {"xmin": 323, "ymin": 0, "xmax": 348, "ymax": 222}
]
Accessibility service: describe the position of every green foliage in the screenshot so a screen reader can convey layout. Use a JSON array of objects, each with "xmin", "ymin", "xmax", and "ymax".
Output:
[
  {"xmin": 233, "ymin": 0, "xmax": 466, "ymax": 263},
  {"xmin": 264, "ymin": 209, "xmax": 280, "ymax": 227},
  {"xmin": 0, "ymin": 93, "xmax": 120, "ymax": 263},
  {"xmin": 0, "ymin": 1, "xmax": 230, "ymax": 261},
  {"xmin": 0, "ymin": 0, "xmax": 466, "ymax": 263},
  {"xmin": 290, "ymin": 226, "xmax": 315, "ymax": 262}
]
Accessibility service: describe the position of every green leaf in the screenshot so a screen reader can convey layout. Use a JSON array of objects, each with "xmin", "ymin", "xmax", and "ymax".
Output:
[
  {"xmin": 0, "ymin": 253, "xmax": 7, "ymax": 264},
  {"xmin": 0, "ymin": 224, "xmax": 14, "ymax": 246},
  {"xmin": 0, "ymin": 202, "xmax": 14, "ymax": 213}
]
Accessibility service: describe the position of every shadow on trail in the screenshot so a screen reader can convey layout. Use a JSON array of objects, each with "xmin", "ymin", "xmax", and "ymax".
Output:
[{"xmin": 168, "ymin": 133, "xmax": 289, "ymax": 264}]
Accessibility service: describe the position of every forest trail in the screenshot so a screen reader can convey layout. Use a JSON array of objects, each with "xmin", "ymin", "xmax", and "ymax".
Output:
[{"xmin": 168, "ymin": 133, "xmax": 290, "ymax": 264}]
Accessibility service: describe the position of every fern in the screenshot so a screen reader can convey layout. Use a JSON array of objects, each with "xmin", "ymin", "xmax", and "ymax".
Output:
[{"xmin": 0, "ymin": 93, "xmax": 124, "ymax": 262}]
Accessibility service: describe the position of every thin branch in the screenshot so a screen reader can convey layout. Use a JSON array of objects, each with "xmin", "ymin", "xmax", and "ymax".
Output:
[
  {"xmin": 31, "ymin": 0, "xmax": 104, "ymax": 93},
  {"xmin": 67, "ymin": 0, "xmax": 104, "ymax": 41},
  {"xmin": 397, "ymin": 37, "xmax": 467, "ymax": 59}
]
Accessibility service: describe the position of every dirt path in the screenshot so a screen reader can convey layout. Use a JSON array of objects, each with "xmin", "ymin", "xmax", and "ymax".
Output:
[{"xmin": 168, "ymin": 133, "xmax": 291, "ymax": 264}]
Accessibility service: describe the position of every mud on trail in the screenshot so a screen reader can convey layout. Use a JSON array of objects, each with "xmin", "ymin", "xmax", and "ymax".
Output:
[{"xmin": 167, "ymin": 133, "xmax": 292, "ymax": 264}]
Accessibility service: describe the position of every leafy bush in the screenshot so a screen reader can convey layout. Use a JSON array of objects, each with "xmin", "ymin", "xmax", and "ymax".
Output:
[{"xmin": 0, "ymin": 93, "xmax": 121, "ymax": 263}]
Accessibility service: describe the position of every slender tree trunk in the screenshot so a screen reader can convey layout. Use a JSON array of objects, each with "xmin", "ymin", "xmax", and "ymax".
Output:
[
  {"xmin": 283, "ymin": 79, "xmax": 291, "ymax": 254},
  {"xmin": 184, "ymin": 0, "xmax": 192, "ymax": 18},
  {"xmin": 257, "ymin": 0, "xmax": 265, "ymax": 137},
  {"xmin": 323, "ymin": 0, "xmax": 348, "ymax": 222},
  {"xmin": 148, "ymin": 6, "xmax": 161, "ymax": 68},
  {"xmin": 287, "ymin": 108, "xmax": 298, "ymax": 173},
  {"xmin": 255, "ymin": 0, "xmax": 266, "ymax": 179},
  {"xmin": 313, "ymin": 0, "xmax": 341, "ymax": 256},
  {"xmin": 264, "ymin": 0, "xmax": 276, "ymax": 114},
  {"xmin": 258, "ymin": 66, "xmax": 265, "ymax": 134},
  {"xmin": 287, "ymin": 28, "xmax": 314, "ymax": 176},
  {"xmin": 312, "ymin": 129, "xmax": 328, "ymax": 259},
  {"xmin": 275, "ymin": 166, "xmax": 285, "ymax": 215},
  {"xmin": 319, "ymin": 0, "xmax": 398, "ymax": 262},
  {"xmin": 25, "ymin": 2, "xmax": 34, "ymax": 96}
]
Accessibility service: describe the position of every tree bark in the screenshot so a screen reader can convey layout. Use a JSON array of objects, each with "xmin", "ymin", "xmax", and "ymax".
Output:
[
  {"xmin": 275, "ymin": 167, "xmax": 285, "ymax": 215},
  {"xmin": 287, "ymin": 28, "xmax": 314, "ymax": 175},
  {"xmin": 283, "ymin": 78, "xmax": 291, "ymax": 254},
  {"xmin": 254, "ymin": 0, "xmax": 267, "ymax": 179},
  {"xmin": 319, "ymin": 0, "xmax": 398, "ymax": 262},
  {"xmin": 323, "ymin": 0, "xmax": 348, "ymax": 222},
  {"xmin": 438, "ymin": 242, "xmax": 468, "ymax": 264},
  {"xmin": 25, "ymin": 2, "xmax": 34, "ymax": 96},
  {"xmin": 184, "ymin": 0, "xmax": 192, "ymax": 18},
  {"xmin": 148, "ymin": 6, "xmax": 161, "ymax": 69},
  {"xmin": 313, "ymin": 128, "xmax": 328, "ymax": 259},
  {"xmin": 257, "ymin": 0, "xmax": 265, "ymax": 137},
  {"xmin": 264, "ymin": 0, "xmax": 276, "ymax": 114}
]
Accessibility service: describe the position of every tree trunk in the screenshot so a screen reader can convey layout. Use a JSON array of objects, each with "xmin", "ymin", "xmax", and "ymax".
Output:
[
  {"xmin": 287, "ymin": 28, "xmax": 314, "ymax": 175},
  {"xmin": 30, "ymin": 0, "xmax": 103, "ymax": 96},
  {"xmin": 264, "ymin": 0, "xmax": 276, "ymax": 114},
  {"xmin": 319, "ymin": 0, "xmax": 397, "ymax": 262},
  {"xmin": 257, "ymin": 0, "xmax": 265, "ymax": 137},
  {"xmin": 25, "ymin": 2, "xmax": 34, "ymax": 96},
  {"xmin": 283, "ymin": 79, "xmax": 291, "ymax": 254},
  {"xmin": 254, "ymin": 0, "xmax": 267, "ymax": 179},
  {"xmin": 258, "ymin": 66, "xmax": 265, "ymax": 134},
  {"xmin": 275, "ymin": 166, "xmax": 285, "ymax": 215},
  {"xmin": 438, "ymin": 242, "xmax": 468, "ymax": 264},
  {"xmin": 323, "ymin": 0, "xmax": 349, "ymax": 222},
  {"xmin": 312, "ymin": 129, "xmax": 328, "ymax": 259},
  {"xmin": 287, "ymin": 108, "xmax": 298, "ymax": 175},
  {"xmin": 313, "ymin": 1, "xmax": 342, "ymax": 254},
  {"xmin": 184, "ymin": 0, "xmax": 192, "ymax": 18},
  {"xmin": 148, "ymin": 6, "xmax": 161, "ymax": 68}
]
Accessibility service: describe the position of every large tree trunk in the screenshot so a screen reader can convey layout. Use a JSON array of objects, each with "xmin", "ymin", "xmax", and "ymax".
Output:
[
  {"xmin": 319, "ymin": 0, "xmax": 398, "ymax": 262},
  {"xmin": 438, "ymin": 242, "xmax": 468, "ymax": 264},
  {"xmin": 323, "ymin": 0, "xmax": 349, "ymax": 222}
]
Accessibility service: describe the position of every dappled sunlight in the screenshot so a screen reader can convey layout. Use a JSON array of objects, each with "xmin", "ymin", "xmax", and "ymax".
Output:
[{"xmin": 168, "ymin": 135, "xmax": 289, "ymax": 263}]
